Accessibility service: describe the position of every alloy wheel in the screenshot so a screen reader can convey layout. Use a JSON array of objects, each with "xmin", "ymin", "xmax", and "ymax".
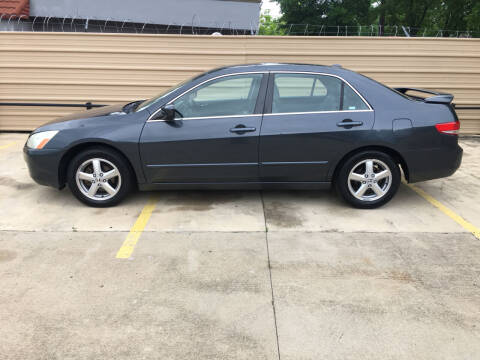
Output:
[
  {"xmin": 75, "ymin": 158, "xmax": 122, "ymax": 201},
  {"xmin": 347, "ymin": 159, "xmax": 392, "ymax": 202}
]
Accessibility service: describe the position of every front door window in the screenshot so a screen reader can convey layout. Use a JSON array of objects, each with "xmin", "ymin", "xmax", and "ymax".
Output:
[{"xmin": 172, "ymin": 73, "xmax": 263, "ymax": 119}]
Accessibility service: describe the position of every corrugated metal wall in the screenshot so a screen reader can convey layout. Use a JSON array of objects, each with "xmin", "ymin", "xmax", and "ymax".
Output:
[{"xmin": 1, "ymin": 32, "xmax": 479, "ymax": 134}]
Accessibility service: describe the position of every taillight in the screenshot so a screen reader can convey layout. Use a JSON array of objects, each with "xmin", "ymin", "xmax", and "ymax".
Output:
[{"xmin": 435, "ymin": 121, "xmax": 460, "ymax": 135}]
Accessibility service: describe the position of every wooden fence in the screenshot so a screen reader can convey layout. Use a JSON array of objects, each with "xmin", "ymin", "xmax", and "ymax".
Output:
[{"xmin": 1, "ymin": 32, "xmax": 479, "ymax": 133}]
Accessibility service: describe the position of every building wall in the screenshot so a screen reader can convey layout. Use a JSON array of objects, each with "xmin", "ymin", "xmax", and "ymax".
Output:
[
  {"xmin": 0, "ymin": 32, "xmax": 479, "ymax": 134},
  {"xmin": 29, "ymin": 0, "xmax": 261, "ymax": 30}
]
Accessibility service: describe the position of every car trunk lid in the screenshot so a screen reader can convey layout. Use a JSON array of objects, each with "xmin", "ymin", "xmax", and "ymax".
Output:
[{"xmin": 395, "ymin": 87, "xmax": 461, "ymax": 135}]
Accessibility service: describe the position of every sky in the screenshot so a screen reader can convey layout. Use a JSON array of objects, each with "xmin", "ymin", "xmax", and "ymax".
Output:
[{"xmin": 261, "ymin": 0, "xmax": 282, "ymax": 18}]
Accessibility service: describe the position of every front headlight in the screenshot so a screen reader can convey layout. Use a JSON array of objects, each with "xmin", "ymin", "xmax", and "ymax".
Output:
[{"xmin": 26, "ymin": 130, "xmax": 59, "ymax": 149}]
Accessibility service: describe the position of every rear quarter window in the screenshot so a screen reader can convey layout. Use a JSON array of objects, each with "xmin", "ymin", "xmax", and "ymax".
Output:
[{"xmin": 343, "ymin": 85, "xmax": 369, "ymax": 111}]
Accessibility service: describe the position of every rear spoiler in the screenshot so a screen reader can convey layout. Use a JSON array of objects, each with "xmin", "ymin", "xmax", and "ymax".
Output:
[{"xmin": 394, "ymin": 87, "xmax": 454, "ymax": 104}]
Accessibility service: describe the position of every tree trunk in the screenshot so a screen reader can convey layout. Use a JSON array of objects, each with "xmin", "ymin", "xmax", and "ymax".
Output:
[{"xmin": 379, "ymin": 0, "xmax": 386, "ymax": 36}]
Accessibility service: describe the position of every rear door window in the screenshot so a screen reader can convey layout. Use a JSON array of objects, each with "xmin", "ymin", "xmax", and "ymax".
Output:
[
  {"xmin": 273, "ymin": 74, "xmax": 342, "ymax": 113},
  {"xmin": 272, "ymin": 73, "xmax": 369, "ymax": 113}
]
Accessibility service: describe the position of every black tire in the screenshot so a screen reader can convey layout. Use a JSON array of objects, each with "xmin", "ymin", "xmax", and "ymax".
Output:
[
  {"xmin": 67, "ymin": 146, "xmax": 133, "ymax": 207},
  {"xmin": 335, "ymin": 151, "xmax": 401, "ymax": 209}
]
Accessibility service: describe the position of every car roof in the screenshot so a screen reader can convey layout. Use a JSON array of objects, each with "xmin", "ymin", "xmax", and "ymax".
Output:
[{"xmin": 205, "ymin": 63, "xmax": 345, "ymax": 75}]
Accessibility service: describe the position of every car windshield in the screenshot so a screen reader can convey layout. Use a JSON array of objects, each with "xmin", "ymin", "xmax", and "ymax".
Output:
[{"xmin": 135, "ymin": 75, "xmax": 199, "ymax": 112}]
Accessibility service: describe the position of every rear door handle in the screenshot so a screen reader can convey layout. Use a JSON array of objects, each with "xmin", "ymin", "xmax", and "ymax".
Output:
[
  {"xmin": 230, "ymin": 125, "xmax": 256, "ymax": 134},
  {"xmin": 337, "ymin": 119, "xmax": 363, "ymax": 128}
]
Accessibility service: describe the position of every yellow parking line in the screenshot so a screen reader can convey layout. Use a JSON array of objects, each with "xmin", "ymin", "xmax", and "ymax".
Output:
[
  {"xmin": 406, "ymin": 182, "xmax": 480, "ymax": 240},
  {"xmin": 116, "ymin": 196, "xmax": 158, "ymax": 259},
  {"xmin": 0, "ymin": 142, "xmax": 16, "ymax": 150}
]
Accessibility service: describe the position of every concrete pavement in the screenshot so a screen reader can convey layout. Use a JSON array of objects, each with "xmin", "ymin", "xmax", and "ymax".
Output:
[{"xmin": 0, "ymin": 133, "xmax": 479, "ymax": 359}]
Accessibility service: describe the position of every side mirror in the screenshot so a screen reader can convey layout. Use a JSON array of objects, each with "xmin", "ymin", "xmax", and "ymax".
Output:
[
  {"xmin": 152, "ymin": 104, "xmax": 176, "ymax": 121},
  {"xmin": 162, "ymin": 104, "xmax": 176, "ymax": 121}
]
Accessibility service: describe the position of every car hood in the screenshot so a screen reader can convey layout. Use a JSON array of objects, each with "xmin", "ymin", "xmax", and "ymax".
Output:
[{"xmin": 44, "ymin": 103, "xmax": 128, "ymax": 125}]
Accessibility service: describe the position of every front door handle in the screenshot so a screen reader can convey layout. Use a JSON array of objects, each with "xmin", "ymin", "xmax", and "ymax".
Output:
[
  {"xmin": 337, "ymin": 119, "xmax": 363, "ymax": 128},
  {"xmin": 230, "ymin": 125, "xmax": 256, "ymax": 134}
]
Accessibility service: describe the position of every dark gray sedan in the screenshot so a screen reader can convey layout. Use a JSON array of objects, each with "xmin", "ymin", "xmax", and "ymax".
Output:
[{"xmin": 24, "ymin": 63, "xmax": 462, "ymax": 208}]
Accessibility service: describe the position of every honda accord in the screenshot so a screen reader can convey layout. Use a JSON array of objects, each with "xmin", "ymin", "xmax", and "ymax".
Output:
[{"xmin": 24, "ymin": 63, "xmax": 463, "ymax": 208}]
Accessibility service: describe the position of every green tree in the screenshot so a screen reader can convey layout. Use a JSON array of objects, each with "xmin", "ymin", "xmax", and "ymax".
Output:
[
  {"xmin": 430, "ymin": 0, "xmax": 479, "ymax": 36},
  {"xmin": 466, "ymin": 1, "xmax": 480, "ymax": 33},
  {"xmin": 274, "ymin": 0, "xmax": 480, "ymax": 37},
  {"xmin": 275, "ymin": 0, "xmax": 328, "ymax": 26},
  {"xmin": 275, "ymin": 0, "xmax": 371, "ymax": 27},
  {"xmin": 258, "ymin": 11, "xmax": 286, "ymax": 35},
  {"xmin": 324, "ymin": 0, "xmax": 372, "ymax": 27},
  {"xmin": 372, "ymin": 0, "xmax": 439, "ymax": 36},
  {"xmin": 276, "ymin": 0, "xmax": 373, "ymax": 33}
]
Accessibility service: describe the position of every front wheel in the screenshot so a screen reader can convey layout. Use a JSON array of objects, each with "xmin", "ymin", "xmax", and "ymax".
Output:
[
  {"xmin": 67, "ymin": 147, "xmax": 133, "ymax": 207},
  {"xmin": 335, "ymin": 151, "xmax": 401, "ymax": 209}
]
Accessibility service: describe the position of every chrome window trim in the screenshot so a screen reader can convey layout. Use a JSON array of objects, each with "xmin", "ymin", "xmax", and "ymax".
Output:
[
  {"xmin": 147, "ymin": 71, "xmax": 267, "ymax": 122},
  {"xmin": 147, "ymin": 114, "xmax": 262, "ymax": 122},
  {"xmin": 148, "ymin": 110, "xmax": 372, "ymax": 122},
  {"xmin": 270, "ymin": 71, "xmax": 373, "ymax": 112},
  {"xmin": 146, "ymin": 69, "xmax": 373, "ymax": 123},
  {"xmin": 263, "ymin": 109, "xmax": 373, "ymax": 117}
]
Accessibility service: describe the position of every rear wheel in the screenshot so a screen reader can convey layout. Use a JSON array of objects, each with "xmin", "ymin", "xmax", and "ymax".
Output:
[
  {"xmin": 335, "ymin": 151, "xmax": 400, "ymax": 209},
  {"xmin": 67, "ymin": 147, "xmax": 133, "ymax": 207}
]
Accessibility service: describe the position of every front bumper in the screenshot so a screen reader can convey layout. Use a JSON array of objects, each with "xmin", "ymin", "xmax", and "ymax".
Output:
[{"xmin": 23, "ymin": 146, "xmax": 64, "ymax": 189}]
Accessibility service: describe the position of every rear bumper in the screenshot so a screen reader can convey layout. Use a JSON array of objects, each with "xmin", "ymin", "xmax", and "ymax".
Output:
[
  {"xmin": 406, "ymin": 144, "xmax": 463, "ymax": 183},
  {"xmin": 23, "ymin": 146, "xmax": 64, "ymax": 189}
]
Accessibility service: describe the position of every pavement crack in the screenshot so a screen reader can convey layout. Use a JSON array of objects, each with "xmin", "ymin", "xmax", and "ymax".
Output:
[{"xmin": 260, "ymin": 191, "xmax": 281, "ymax": 360}]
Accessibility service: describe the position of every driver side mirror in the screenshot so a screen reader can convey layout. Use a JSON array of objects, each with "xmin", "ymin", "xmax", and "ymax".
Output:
[{"xmin": 161, "ymin": 104, "xmax": 176, "ymax": 121}]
